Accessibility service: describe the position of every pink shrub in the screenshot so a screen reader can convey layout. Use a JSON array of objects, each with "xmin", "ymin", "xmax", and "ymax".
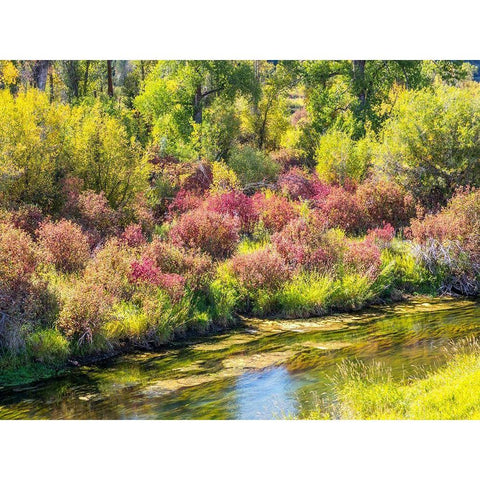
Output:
[
  {"xmin": 0, "ymin": 224, "xmax": 52, "ymax": 349},
  {"xmin": 317, "ymin": 186, "xmax": 366, "ymax": 234},
  {"xmin": 169, "ymin": 208, "xmax": 240, "ymax": 258},
  {"xmin": 168, "ymin": 189, "xmax": 203, "ymax": 218},
  {"xmin": 121, "ymin": 223, "xmax": 146, "ymax": 247},
  {"xmin": 144, "ymin": 239, "xmax": 213, "ymax": 291},
  {"xmin": 37, "ymin": 219, "xmax": 90, "ymax": 273},
  {"xmin": 0, "ymin": 223, "xmax": 38, "ymax": 297},
  {"xmin": 272, "ymin": 215, "xmax": 344, "ymax": 271},
  {"xmin": 356, "ymin": 178, "xmax": 415, "ymax": 229},
  {"xmin": 252, "ymin": 192, "xmax": 297, "ymax": 233},
  {"xmin": 157, "ymin": 273, "xmax": 186, "ymax": 302},
  {"xmin": 278, "ymin": 167, "xmax": 317, "ymax": 200},
  {"xmin": 10, "ymin": 204, "xmax": 45, "ymax": 237},
  {"xmin": 130, "ymin": 257, "xmax": 161, "ymax": 286},
  {"xmin": 344, "ymin": 239, "xmax": 382, "ymax": 278},
  {"xmin": 367, "ymin": 223, "xmax": 395, "ymax": 249},
  {"xmin": 205, "ymin": 190, "xmax": 258, "ymax": 233},
  {"xmin": 231, "ymin": 248, "xmax": 291, "ymax": 291},
  {"xmin": 77, "ymin": 190, "xmax": 119, "ymax": 235}
]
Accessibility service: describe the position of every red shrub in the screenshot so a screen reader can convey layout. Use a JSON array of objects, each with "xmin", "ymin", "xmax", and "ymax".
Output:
[
  {"xmin": 37, "ymin": 220, "xmax": 90, "ymax": 273},
  {"xmin": 0, "ymin": 223, "xmax": 38, "ymax": 297},
  {"xmin": 0, "ymin": 224, "xmax": 52, "ymax": 348},
  {"xmin": 10, "ymin": 204, "xmax": 45, "ymax": 237},
  {"xmin": 144, "ymin": 238, "xmax": 213, "ymax": 291},
  {"xmin": 231, "ymin": 247, "xmax": 291, "ymax": 291},
  {"xmin": 344, "ymin": 239, "xmax": 382, "ymax": 278},
  {"xmin": 252, "ymin": 192, "xmax": 297, "ymax": 233},
  {"xmin": 130, "ymin": 257, "xmax": 161, "ymax": 285},
  {"xmin": 272, "ymin": 215, "xmax": 344, "ymax": 271},
  {"xmin": 356, "ymin": 178, "xmax": 416, "ymax": 229},
  {"xmin": 408, "ymin": 187, "xmax": 480, "ymax": 264},
  {"xmin": 157, "ymin": 273, "xmax": 186, "ymax": 302},
  {"xmin": 76, "ymin": 190, "xmax": 119, "ymax": 235},
  {"xmin": 317, "ymin": 186, "xmax": 366, "ymax": 234},
  {"xmin": 205, "ymin": 190, "xmax": 258, "ymax": 233},
  {"xmin": 169, "ymin": 208, "xmax": 240, "ymax": 258},
  {"xmin": 278, "ymin": 167, "xmax": 317, "ymax": 200},
  {"xmin": 181, "ymin": 160, "xmax": 213, "ymax": 193},
  {"xmin": 367, "ymin": 223, "xmax": 395, "ymax": 249},
  {"xmin": 168, "ymin": 189, "xmax": 203, "ymax": 218},
  {"xmin": 121, "ymin": 223, "xmax": 146, "ymax": 247}
]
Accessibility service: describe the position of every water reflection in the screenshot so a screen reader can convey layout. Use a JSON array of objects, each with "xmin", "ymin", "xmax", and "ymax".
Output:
[{"xmin": 235, "ymin": 366, "xmax": 297, "ymax": 419}]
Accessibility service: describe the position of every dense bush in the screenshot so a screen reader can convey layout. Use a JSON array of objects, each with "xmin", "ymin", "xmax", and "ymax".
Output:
[
  {"xmin": 10, "ymin": 204, "xmax": 45, "ymax": 237},
  {"xmin": 252, "ymin": 192, "xmax": 297, "ymax": 233},
  {"xmin": 408, "ymin": 188, "xmax": 480, "ymax": 294},
  {"xmin": 169, "ymin": 207, "xmax": 240, "ymax": 258},
  {"xmin": 272, "ymin": 215, "xmax": 345, "ymax": 271},
  {"xmin": 277, "ymin": 167, "xmax": 317, "ymax": 200},
  {"xmin": 356, "ymin": 177, "xmax": 415, "ymax": 229},
  {"xmin": 0, "ymin": 224, "xmax": 52, "ymax": 352},
  {"xmin": 205, "ymin": 190, "xmax": 258, "ymax": 233},
  {"xmin": 37, "ymin": 220, "xmax": 90, "ymax": 273},
  {"xmin": 57, "ymin": 280, "xmax": 114, "ymax": 344},
  {"xmin": 144, "ymin": 238, "xmax": 214, "ymax": 291},
  {"xmin": 230, "ymin": 247, "xmax": 291, "ymax": 292},
  {"xmin": 227, "ymin": 145, "xmax": 281, "ymax": 186},
  {"xmin": 316, "ymin": 186, "xmax": 366, "ymax": 233}
]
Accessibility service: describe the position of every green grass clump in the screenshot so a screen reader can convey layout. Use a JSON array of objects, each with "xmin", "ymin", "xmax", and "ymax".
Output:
[
  {"xmin": 275, "ymin": 272, "xmax": 335, "ymax": 317},
  {"xmin": 380, "ymin": 242, "xmax": 437, "ymax": 294},
  {"xmin": 26, "ymin": 328, "xmax": 70, "ymax": 365},
  {"xmin": 329, "ymin": 339, "xmax": 480, "ymax": 419}
]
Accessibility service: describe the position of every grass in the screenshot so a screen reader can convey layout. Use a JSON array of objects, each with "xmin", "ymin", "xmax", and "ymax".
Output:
[{"xmin": 308, "ymin": 338, "xmax": 480, "ymax": 420}]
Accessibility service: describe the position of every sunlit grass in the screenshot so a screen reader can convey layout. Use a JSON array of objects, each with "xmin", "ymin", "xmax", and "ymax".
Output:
[{"xmin": 312, "ymin": 338, "xmax": 480, "ymax": 420}]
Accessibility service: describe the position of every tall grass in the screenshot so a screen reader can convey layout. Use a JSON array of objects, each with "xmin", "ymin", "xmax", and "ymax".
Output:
[{"xmin": 320, "ymin": 338, "xmax": 480, "ymax": 420}]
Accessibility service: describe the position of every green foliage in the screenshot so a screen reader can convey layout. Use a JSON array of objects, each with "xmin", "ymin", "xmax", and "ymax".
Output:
[
  {"xmin": 378, "ymin": 83, "xmax": 480, "ymax": 206},
  {"xmin": 227, "ymin": 145, "xmax": 281, "ymax": 185},
  {"xmin": 0, "ymin": 89, "xmax": 70, "ymax": 210},
  {"xmin": 26, "ymin": 329, "xmax": 69, "ymax": 365},
  {"xmin": 315, "ymin": 130, "xmax": 372, "ymax": 184},
  {"xmin": 68, "ymin": 102, "xmax": 149, "ymax": 208}
]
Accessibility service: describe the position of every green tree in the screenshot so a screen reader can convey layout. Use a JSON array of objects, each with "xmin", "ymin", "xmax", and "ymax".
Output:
[
  {"xmin": 377, "ymin": 82, "xmax": 480, "ymax": 207},
  {"xmin": 135, "ymin": 60, "xmax": 258, "ymax": 159}
]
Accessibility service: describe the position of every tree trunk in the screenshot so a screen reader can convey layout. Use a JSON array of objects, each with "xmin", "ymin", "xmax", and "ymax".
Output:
[
  {"xmin": 107, "ymin": 60, "xmax": 114, "ymax": 97},
  {"xmin": 193, "ymin": 84, "xmax": 203, "ymax": 124},
  {"xmin": 352, "ymin": 60, "xmax": 366, "ymax": 108},
  {"xmin": 49, "ymin": 66, "xmax": 54, "ymax": 102},
  {"xmin": 33, "ymin": 61, "xmax": 49, "ymax": 91},
  {"xmin": 83, "ymin": 60, "xmax": 90, "ymax": 96}
]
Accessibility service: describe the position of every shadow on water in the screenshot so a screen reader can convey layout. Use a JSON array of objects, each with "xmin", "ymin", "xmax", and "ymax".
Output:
[{"xmin": 1, "ymin": 297, "xmax": 479, "ymax": 419}]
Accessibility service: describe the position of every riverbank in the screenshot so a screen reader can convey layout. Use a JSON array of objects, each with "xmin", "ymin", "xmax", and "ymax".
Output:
[{"xmin": 0, "ymin": 296, "xmax": 477, "ymax": 419}]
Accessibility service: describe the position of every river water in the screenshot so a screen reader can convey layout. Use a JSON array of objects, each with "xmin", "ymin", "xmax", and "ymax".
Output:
[{"xmin": 1, "ymin": 297, "xmax": 479, "ymax": 419}]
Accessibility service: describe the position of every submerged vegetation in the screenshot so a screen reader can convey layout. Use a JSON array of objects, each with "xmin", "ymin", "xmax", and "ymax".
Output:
[{"xmin": 1, "ymin": 60, "xmax": 480, "ymax": 382}]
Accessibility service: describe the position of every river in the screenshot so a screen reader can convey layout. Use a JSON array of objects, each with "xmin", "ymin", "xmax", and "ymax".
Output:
[{"xmin": 1, "ymin": 297, "xmax": 479, "ymax": 419}]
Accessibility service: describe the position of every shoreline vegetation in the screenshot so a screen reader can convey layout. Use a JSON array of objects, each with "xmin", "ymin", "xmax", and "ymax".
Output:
[
  {"xmin": 302, "ymin": 337, "xmax": 480, "ymax": 420},
  {"xmin": 2, "ymin": 60, "xmax": 480, "ymax": 391}
]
